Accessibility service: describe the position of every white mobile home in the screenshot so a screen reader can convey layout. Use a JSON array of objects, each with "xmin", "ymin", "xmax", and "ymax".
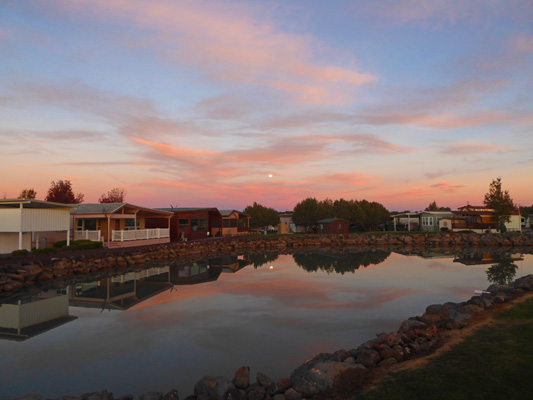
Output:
[{"xmin": 0, "ymin": 199, "xmax": 76, "ymax": 254}]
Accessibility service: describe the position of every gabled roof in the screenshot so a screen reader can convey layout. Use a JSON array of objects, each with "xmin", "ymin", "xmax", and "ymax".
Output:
[
  {"xmin": 71, "ymin": 203, "xmax": 172, "ymax": 216},
  {"xmin": 71, "ymin": 203, "xmax": 126, "ymax": 214},
  {"xmin": 0, "ymin": 199, "xmax": 78, "ymax": 209},
  {"xmin": 219, "ymin": 209, "xmax": 249, "ymax": 217}
]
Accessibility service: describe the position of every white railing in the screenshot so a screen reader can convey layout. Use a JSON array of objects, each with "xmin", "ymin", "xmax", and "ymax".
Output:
[
  {"xmin": 74, "ymin": 230, "xmax": 101, "ymax": 241},
  {"xmin": 111, "ymin": 228, "xmax": 170, "ymax": 242}
]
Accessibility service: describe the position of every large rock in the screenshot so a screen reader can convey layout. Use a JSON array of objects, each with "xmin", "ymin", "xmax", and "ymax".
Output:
[
  {"xmin": 232, "ymin": 366, "xmax": 250, "ymax": 389},
  {"xmin": 139, "ymin": 392, "xmax": 163, "ymax": 400},
  {"xmin": 290, "ymin": 354, "xmax": 365, "ymax": 397},
  {"xmin": 194, "ymin": 376, "xmax": 235, "ymax": 400},
  {"xmin": 355, "ymin": 349, "xmax": 381, "ymax": 367}
]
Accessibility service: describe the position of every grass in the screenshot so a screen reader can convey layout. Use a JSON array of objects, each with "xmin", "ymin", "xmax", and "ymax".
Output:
[{"xmin": 353, "ymin": 297, "xmax": 533, "ymax": 400}]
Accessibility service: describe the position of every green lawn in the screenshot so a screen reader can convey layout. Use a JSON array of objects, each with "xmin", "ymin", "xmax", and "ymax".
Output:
[{"xmin": 355, "ymin": 297, "xmax": 533, "ymax": 400}]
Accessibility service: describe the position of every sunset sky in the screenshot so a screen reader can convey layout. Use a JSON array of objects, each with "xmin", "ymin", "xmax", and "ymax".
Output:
[{"xmin": 1, "ymin": 1, "xmax": 532, "ymax": 211}]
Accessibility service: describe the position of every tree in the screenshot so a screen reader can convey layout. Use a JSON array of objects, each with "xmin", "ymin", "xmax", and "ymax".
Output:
[
  {"xmin": 18, "ymin": 188, "xmax": 37, "ymax": 199},
  {"xmin": 425, "ymin": 201, "xmax": 451, "ymax": 212},
  {"xmin": 357, "ymin": 200, "xmax": 390, "ymax": 231},
  {"xmin": 483, "ymin": 178, "xmax": 515, "ymax": 225},
  {"xmin": 243, "ymin": 202, "xmax": 280, "ymax": 230},
  {"xmin": 45, "ymin": 180, "xmax": 84, "ymax": 204},
  {"xmin": 292, "ymin": 197, "xmax": 320, "ymax": 231},
  {"xmin": 99, "ymin": 187, "xmax": 127, "ymax": 203}
]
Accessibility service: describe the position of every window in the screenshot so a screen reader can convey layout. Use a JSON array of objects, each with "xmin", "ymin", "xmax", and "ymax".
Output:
[
  {"xmin": 230, "ymin": 219, "xmax": 238, "ymax": 227},
  {"xmin": 212, "ymin": 219, "xmax": 221, "ymax": 228},
  {"xmin": 422, "ymin": 217, "xmax": 433, "ymax": 226},
  {"xmin": 198, "ymin": 218, "xmax": 208, "ymax": 230},
  {"xmin": 76, "ymin": 219, "xmax": 83, "ymax": 230},
  {"xmin": 83, "ymin": 218, "xmax": 97, "ymax": 230},
  {"xmin": 178, "ymin": 218, "xmax": 189, "ymax": 229},
  {"xmin": 223, "ymin": 219, "xmax": 230, "ymax": 228},
  {"xmin": 125, "ymin": 219, "xmax": 137, "ymax": 230}
]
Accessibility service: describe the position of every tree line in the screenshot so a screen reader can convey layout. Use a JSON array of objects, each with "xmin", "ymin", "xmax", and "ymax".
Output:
[{"xmin": 17, "ymin": 180, "xmax": 126, "ymax": 204}]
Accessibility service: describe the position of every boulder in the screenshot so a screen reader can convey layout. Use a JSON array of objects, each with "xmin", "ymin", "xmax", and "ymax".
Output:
[
  {"xmin": 139, "ymin": 392, "xmax": 163, "ymax": 400},
  {"xmin": 290, "ymin": 357, "xmax": 364, "ymax": 397},
  {"xmin": 162, "ymin": 390, "xmax": 179, "ymax": 400},
  {"xmin": 194, "ymin": 376, "xmax": 234, "ymax": 400},
  {"xmin": 225, "ymin": 388, "xmax": 246, "ymax": 400},
  {"xmin": 284, "ymin": 388, "xmax": 302, "ymax": 400},
  {"xmin": 233, "ymin": 366, "xmax": 250, "ymax": 389},
  {"xmin": 257, "ymin": 372, "xmax": 273, "ymax": 387},
  {"xmin": 355, "ymin": 349, "xmax": 381, "ymax": 367}
]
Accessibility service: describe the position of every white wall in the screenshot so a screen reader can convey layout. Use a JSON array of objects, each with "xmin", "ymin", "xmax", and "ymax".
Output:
[{"xmin": 0, "ymin": 232, "xmax": 31, "ymax": 254}]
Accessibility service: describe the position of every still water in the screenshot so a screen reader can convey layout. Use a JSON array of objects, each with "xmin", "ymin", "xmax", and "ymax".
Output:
[{"xmin": 1, "ymin": 248, "xmax": 532, "ymax": 399}]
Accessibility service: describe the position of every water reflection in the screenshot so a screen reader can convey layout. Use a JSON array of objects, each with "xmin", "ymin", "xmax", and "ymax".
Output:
[
  {"xmin": 293, "ymin": 249, "xmax": 391, "ymax": 274},
  {"xmin": 1, "ymin": 248, "xmax": 533, "ymax": 399},
  {"xmin": 486, "ymin": 256, "xmax": 520, "ymax": 285},
  {"xmin": 0, "ymin": 291, "xmax": 77, "ymax": 341}
]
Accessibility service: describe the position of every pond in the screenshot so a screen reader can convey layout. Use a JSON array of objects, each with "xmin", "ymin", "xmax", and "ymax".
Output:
[{"xmin": 1, "ymin": 248, "xmax": 532, "ymax": 399}]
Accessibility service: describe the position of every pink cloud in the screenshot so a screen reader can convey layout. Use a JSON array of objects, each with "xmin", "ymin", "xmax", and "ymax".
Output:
[
  {"xmin": 440, "ymin": 141, "xmax": 514, "ymax": 155},
  {"xmin": 54, "ymin": 0, "xmax": 376, "ymax": 103}
]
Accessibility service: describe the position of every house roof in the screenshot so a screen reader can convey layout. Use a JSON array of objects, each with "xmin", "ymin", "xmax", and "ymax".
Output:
[
  {"xmin": 317, "ymin": 218, "xmax": 350, "ymax": 223},
  {"xmin": 0, "ymin": 199, "xmax": 78, "ymax": 209},
  {"xmin": 156, "ymin": 207, "xmax": 220, "ymax": 214},
  {"xmin": 219, "ymin": 209, "xmax": 249, "ymax": 217},
  {"xmin": 71, "ymin": 203, "xmax": 172, "ymax": 216},
  {"xmin": 71, "ymin": 203, "xmax": 126, "ymax": 214}
]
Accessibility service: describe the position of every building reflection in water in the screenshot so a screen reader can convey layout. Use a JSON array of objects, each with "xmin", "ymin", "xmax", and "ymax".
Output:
[{"xmin": 0, "ymin": 291, "xmax": 77, "ymax": 341}]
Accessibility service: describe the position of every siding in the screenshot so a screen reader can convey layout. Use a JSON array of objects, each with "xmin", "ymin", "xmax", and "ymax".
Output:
[
  {"xmin": 21, "ymin": 209, "xmax": 71, "ymax": 232},
  {"xmin": 0, "ymin": 209, "xmax": 21, "ymax": 231}
]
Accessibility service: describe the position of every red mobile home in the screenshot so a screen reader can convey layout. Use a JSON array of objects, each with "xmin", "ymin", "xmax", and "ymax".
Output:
[
  {"xmin": 317, "ymin": 218, "xmax": 350, "ymax": 234},
  {"xmin": 146, "ymin": 208, "xmax": 222, "ymax": 241}
]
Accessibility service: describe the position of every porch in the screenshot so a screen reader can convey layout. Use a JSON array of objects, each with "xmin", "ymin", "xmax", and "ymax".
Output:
[{"xmin": 74, "ymin": 228, "xmax": 170, "ymax": 248}]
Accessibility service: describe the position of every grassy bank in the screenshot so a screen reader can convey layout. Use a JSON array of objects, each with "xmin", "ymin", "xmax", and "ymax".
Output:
[{"xmin": 355, "ymin": 297, "xmax": 533, "ymax": 400}]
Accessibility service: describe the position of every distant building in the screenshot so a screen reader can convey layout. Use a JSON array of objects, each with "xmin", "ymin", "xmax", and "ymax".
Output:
[
  {"xmin": 217, "ymin": 210, "xmax": 251, "ymax": 236},
  {"xmin": 317, "ymin": 218, "xmax": 350, "ymax": 234}
]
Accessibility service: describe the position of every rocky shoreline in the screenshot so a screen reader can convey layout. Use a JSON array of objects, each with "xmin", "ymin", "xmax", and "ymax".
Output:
[
  {"xmin": 2, "ymin": 232, "xmax": 533, "ymax": 297},
  {"xmin": 13, "ymin": 273, "xmax": 533, "ymax": 400}
]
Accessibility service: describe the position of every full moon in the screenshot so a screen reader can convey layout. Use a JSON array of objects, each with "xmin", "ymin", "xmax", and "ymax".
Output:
[{"xmin": 268, "ymin": 174, "xmax": 273, "ymax": 178}]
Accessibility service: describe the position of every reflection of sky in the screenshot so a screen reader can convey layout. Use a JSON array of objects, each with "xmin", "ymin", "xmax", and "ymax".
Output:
[{"xmin": 1, "ymin": 253, "xmax": 533, "ymax": 399}]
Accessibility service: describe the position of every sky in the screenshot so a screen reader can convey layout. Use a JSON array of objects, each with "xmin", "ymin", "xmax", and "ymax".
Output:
[{"xmin": 1, "ymin": 0, "xmax": 532, "ymax": 212}]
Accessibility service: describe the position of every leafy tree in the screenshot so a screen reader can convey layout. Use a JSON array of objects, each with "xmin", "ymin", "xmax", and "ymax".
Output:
[
  {"xmin": 317, "ymin": 198, "xmax": 334, "ymax": 221},
  {"xmin": 18, "ymin": 188, "xmax": 37, "ymax": 199},
  {"xmin": 99, "ymin": 187, "xmax": 127, "ymax": 203},
  {"xmin": 45, "ymin": 180, "xmax": 84, "ymax": 204},
  {"xmin": 243, "ymin": 202, "xmax": 280, "ymax": 230},
  {"xmin": 292, "ymin": 197, "xmax": 320, "ymax": 231},
  {"xmin": 520, "ymin": 205, "xmax": 533, "ymax": 218},
  {"xmin": 357, "ymin": 200, "xmax": 390, "ymax": 231},
  {"xmin": 483, "ymin": 177, "xmax": 515, "ymax": 225}
]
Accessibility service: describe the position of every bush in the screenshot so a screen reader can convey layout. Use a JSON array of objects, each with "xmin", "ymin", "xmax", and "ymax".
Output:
[
  {"xmin": 32, "ymin": 247, "xmax": 58, "ymax": 254},
  {"xmin": 60, "ymin": 240, "xmax": 103, "ymax": 251},
  {"xmin": 12, "ymin": 249, "xmax": 29, "ymax": 257}
]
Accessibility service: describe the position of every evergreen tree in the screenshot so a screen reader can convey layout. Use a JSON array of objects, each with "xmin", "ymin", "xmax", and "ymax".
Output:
[{"xmin": 483, "ymin": 178, "xmax": 515, "ymax": 224}]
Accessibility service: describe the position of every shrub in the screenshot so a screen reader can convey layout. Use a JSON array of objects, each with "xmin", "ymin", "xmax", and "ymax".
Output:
[
  {"xmin": 59, "ymin": 240, "xmax": 103, "ymax": 251},
  {"xmin": 32, "ymin": 247, "xmax": 58, "ymax": 254},
  {"xmin": 12, "ymin": 249, "xmax": 29, "ymax": 257}
]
